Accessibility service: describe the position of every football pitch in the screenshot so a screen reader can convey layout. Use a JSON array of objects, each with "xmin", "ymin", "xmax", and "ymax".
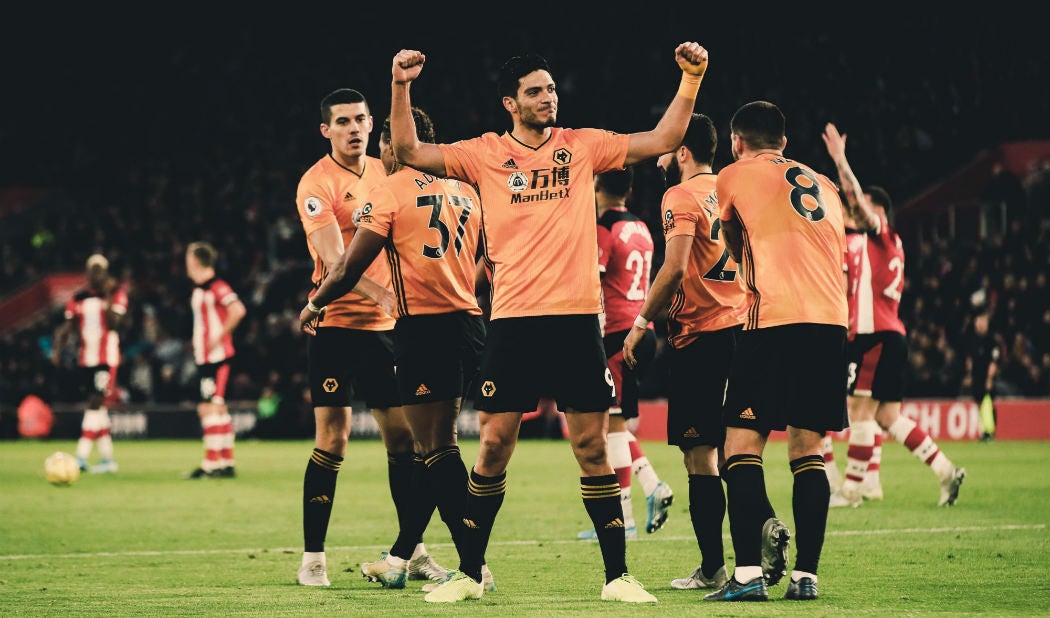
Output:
[{"xmin": 2, "ymin": 438, "xmax": 1048, "ymax": 617}]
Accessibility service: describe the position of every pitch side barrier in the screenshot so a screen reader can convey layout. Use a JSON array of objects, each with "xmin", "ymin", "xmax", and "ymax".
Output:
[
  {"xmin": 631, "ymin": 397, "xmax": 1050, "ymax": 442},
  {"xmin": 32, "ymin": 401, "xmax": 482, "ymax": 440},
  {"xmin": 14, "ymin": 397, "xmax": 1048, "ymax": 440}
]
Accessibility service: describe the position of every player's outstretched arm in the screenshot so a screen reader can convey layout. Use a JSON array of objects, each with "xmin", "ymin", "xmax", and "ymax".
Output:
[
  {"xmin": 624, "ymin": 42, "xmax": 708, "ymax": 166},
  {"xmin": 352, "ymin": 276, "xmax": 397, "ymax": 318},
  {"xmin": 623, "ymin": 234, "xmax": 691, "ymax": 368},
  {"xmin": 822, "ymin": 122, "xmax": 878, "ymax": 232},
  {"xmin": 390, "ymin": 50, "xmax": 447, "ymax": 177},
  {"xmin": 298, "ymin": 229, "xmax": 387, "ymax": 334}
]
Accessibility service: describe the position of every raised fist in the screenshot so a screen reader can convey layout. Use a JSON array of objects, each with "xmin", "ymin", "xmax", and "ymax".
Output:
[
  {"xmin": 392, "ymin": 50, "xmax": 426, "ymax": 84},
  {"xmin": 675, "ymin": 42, "xmax": 709, "ymax": 78}
]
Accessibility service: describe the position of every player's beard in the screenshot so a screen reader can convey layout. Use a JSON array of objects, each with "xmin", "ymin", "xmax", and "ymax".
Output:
[
  {"xmin": 662, "ymin": 157, "xmax": 682, "ymax": 189},
  {"xmin": 521, "ymin": 105, "xmax": 557, "ymax": 130}
]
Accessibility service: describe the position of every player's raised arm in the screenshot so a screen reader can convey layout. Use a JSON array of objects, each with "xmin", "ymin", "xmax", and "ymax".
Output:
[
  {"xmin": 822, "ymin": 122, "xmax": 879, "ymax": 232},
  {"xmin": 624, "ymin": 42, "xmax": 709, "ymax": 166},
  {"xmin": 390, "ymin": 50, "xmax": 447, "ymax": 177}
]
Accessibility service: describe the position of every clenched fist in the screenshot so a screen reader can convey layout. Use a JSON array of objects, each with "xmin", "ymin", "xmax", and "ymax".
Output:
[
  {"xmin": 392, "ymin": 49, "xmax": 426, "ymax": 85},
  {"xmin": 675, "ymin": 42, "xmax": 709, "ymax": 78}
]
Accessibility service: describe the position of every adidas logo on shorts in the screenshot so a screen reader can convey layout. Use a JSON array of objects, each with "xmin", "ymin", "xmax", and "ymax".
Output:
[
  {"xmin": 415, "ymin": 384, "xmax": 431, "ymax": 396},
  {"xmin": 683, "ymin": 427, "xmax": 700, "ymax": 438},
  {"xmin": 739, "ymin": 408, "xmax": 756, "ymax": 420}
]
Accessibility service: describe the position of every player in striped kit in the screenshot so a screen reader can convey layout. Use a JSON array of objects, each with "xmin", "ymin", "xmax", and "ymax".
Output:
[
  {"xmin": 577, "ymin": 167, "xmax": 674, "ymax": 542},
  {"xmin": 183, "ymin": 241, "xmax": 246, "ymax": 479},
  {"xmin": 821, "ymin": 123, "xmax": 965, "ymax": 508},
  {"xmin": 52, "ymin": 254, "xmax": 127, "ymax": 473},
  {"xmin": 294, "ymin": 88, "xmax": 447, "ymax": 589}
]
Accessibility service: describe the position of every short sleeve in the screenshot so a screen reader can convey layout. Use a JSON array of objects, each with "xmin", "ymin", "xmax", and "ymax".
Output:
[
  {"xmin": 64, "ymin": 296, "xmax": 76, "ymax": 320},
  {"xmin": 439, "ymin": 136, "xmax": 486, "ymax": 185},
  {"xmin": 212, "ymin": 280, "xmax": 239, "ymax": 306},
  {"xmin": 573, "ymin": 128, "xmax": 630, "ymax": 174},
  {"xmin": 662, "ymin": 186, "xmax": 700, "ymax": 241},
  {"xmin": 296, "ymin": 174, "xmax": 338, "ymax": 237},
  {"xmin": 716, "ymin": 166, "xmax": 738, "ymax": 223}
]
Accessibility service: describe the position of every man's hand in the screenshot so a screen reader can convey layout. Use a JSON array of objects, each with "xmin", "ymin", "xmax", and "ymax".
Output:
[
  {"xmin": 822, "ymin": 123, "xmax": 848, "ymax": 162},
  {"xmin": 393, "ymin": 50, "xmax": 425, "ymax": 85},
  {"xmin": 298, "ymin": 304, "xmax": 324, "ymax": 336},
  {"xmin": 675, "ymin": 42, "xmax": 709, "ymax": 78},
  {"xmin": 622, "ymin": 326, "xmax": 646, "ymax": 369}
]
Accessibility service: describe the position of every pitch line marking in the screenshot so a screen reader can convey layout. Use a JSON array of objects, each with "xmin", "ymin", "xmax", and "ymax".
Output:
[{"xmin": 0, "ymin": 523, "xmax": 1043, "ymax": 561}]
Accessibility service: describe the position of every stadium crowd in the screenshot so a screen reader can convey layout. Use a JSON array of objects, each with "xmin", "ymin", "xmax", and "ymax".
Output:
[{"xmin": 1, "ymin": 21, "xmax": 1048, "ymax": 431}]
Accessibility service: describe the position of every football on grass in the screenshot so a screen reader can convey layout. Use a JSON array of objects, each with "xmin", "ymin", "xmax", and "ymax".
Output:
[{"xmin": 45, "ymin": 451, "xmax": 80, "ymax": 486}]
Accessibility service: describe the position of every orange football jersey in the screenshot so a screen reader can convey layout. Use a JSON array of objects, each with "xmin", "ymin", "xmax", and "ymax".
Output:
[
  {"xmin": 661, "ymin": 172, "xmax": 746, "ymax": 348},
  {"xmin": 357, "ymin": 168, "xmax": 483, "ymax": 317},
  {"xmin": 717, "ymin": 153, "xmax": 847, "ymax": 330},
  {"xmin": 439, "ymin": 128, "xmax": 630, "ymax": 319},
  {"xmin": 296, "ymin": 154, "xmax": 395, "ymax": 331}
]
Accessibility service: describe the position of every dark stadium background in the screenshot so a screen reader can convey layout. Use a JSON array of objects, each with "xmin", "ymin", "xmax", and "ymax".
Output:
[{"xmin": 2, "ymin": 8, "xmax": 1048, "ymax": 435}]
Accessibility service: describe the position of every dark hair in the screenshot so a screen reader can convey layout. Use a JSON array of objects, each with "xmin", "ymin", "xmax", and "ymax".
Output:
[
  {"xmin": 497, "ymin": 53, "xmax": 551, "ymax": 99},
  {"xmin": 865, "ymin": 185, "xmax": 893, "ymax": 210},
  {"xmin": 730, "ymin": 101, "xmax": 785, "ymax": 150},
  {"xmin": 681, "ymin": 113, "xmax": 717, "ymax": 166},
  {"xmin": 320, "ymin": 88, "xmax": 368, "ymax": 125},
  {"xmin": 381, "ymin": 107, "xmax": 436, "ymax": 144},
  {"xmin": 187, "ymin": 241, "xmax": 217, "ymax": 268},
  {"xmin": 595, "ymin": 167, "xmax": 634, "ymax": 198}
]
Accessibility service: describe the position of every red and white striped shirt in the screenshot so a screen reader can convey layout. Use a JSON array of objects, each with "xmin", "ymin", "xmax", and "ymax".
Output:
[
  {"xmin": 191, "ymin": 278, "xmax": 239, "ymax": 365},
  {"xmin": 598, "ymin": 207, "xmax": 655, "ymax": 334},
  {"xmin": 845, "ymin": 211, "xmax": 906, "ymax": 337},
  {"xmin": 65, "ymin": 287, "xmax": 128, "ymax": 367}
]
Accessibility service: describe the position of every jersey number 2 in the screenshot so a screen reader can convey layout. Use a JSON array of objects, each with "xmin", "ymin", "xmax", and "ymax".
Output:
[
  {"xmin": 625, "ymin": 250, "xmax": 652, "ymax": 300},
  {"xmin": 703, "ymin": 219, "xmax": 737, "ymax": 281}
]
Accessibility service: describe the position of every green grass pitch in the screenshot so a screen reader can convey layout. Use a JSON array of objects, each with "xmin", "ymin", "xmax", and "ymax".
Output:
[{"xmin": 1, "ymin": 437, "xmax": 1048, "ymax": 616}]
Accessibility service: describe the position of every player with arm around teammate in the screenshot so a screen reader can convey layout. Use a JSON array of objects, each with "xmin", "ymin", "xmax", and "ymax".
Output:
[
  {"xmin": 300, "ymin": 108, "xmax": 492, "ymax": 598},
  {"xmin": 294, "ymin": 88, "xmax": 445, "ymax": 588}
]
